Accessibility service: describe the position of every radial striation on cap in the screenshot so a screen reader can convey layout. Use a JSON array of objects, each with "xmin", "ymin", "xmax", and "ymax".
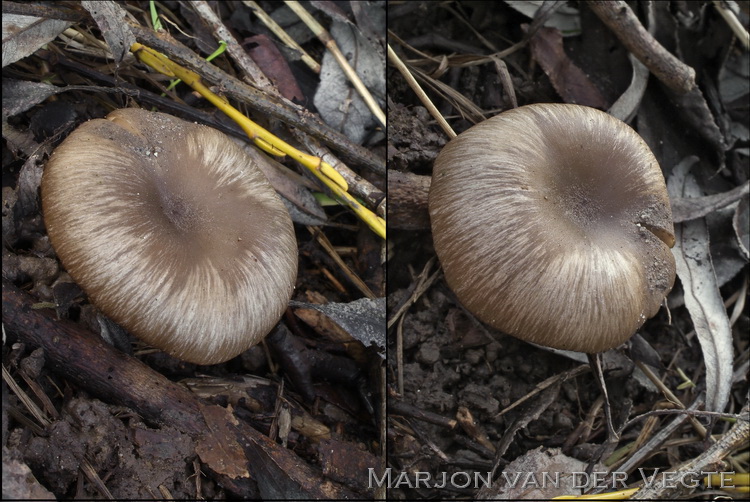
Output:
[
  {"xmin": 42, "ymin": 109, "xmax": 298, "ymax": 364},
  {"xmin": 429, "ymin": 104, "xmax": 676, "ymax": 353}
]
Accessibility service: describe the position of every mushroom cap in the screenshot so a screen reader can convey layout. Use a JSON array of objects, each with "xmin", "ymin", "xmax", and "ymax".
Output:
[
  {"xmin": 428, "ymin": 104, "xmax": 676, "ymax": 353},
  {"xmin": 42, "ymin": 108, "xmax": 298, "ymax": 364}
]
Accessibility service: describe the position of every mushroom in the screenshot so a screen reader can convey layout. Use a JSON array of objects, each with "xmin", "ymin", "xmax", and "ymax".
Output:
[
  {"xmin": 41, "ymin": 108, "xmax": 298, "ymax": 365},
  {"xmin": 428, "ymin": 104, "xmax": 675, "ymax": 353}
]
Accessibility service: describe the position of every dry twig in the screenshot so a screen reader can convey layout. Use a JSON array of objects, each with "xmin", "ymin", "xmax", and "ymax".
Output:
[{"xmin": 588, "ymin": 1, "xmax": 697, "ymax": 94}]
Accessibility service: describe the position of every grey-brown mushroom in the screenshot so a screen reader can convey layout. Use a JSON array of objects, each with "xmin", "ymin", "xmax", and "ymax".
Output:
[
  {"xmin": 42, "ymin": 108, "xmax": 297, "ymax": 364},
  {"xmin": 429, "ymin": 104, "xmax": 675, "ymax": 353}
]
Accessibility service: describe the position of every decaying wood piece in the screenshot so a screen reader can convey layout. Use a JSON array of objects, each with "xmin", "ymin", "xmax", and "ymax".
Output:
[
  {"xmin": 2, "ymin": 279, "xmax": 357, "ymax": 499},
  {"xmin": 387, "ymin": 171, "xmax": 431, "ymax": 230}
]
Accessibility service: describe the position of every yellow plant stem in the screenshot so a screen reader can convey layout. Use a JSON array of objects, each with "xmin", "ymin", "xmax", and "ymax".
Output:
[
  {"xmin": 704, "ymin": 472, "xmax": 750, "ymax": 491},
  {"xmin": 130, "ymin": 43, "xmax": 386, "ymax": 239},
  {"xmin": 553, "ymin": 487, "xmax": 638, "ymax": 500},
  {"xmin": 553, "ymin": 473, "xmax": 750, "ymax": 500},
  {"xmin": 165, "ymin": 41, "xmax": 227, "ymax": 92}
]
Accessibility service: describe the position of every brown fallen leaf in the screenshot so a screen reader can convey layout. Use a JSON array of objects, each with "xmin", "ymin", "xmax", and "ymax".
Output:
[
  {"xmin": 244, "ymin": 34, "xmax": 305, "ymax": 103},
  {"xmin": 528, "ymin": 25, "xmax": 609, "ymax": 109}
]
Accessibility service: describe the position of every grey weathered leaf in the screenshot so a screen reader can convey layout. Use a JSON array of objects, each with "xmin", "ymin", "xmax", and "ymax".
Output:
[
  {"xmin": 718, "ymin": 39, "xmax": 749, "ymax": 105},
  {"xmin": 2, "ymin": 79, "xmax": 111, "ymax": 122},
  {"xmin": 734, "ymin": 194, "xmax": 749, "ymax": 260},
  {"xmin": 310, "ymin": 1, "xmax": 352, "ymax": 25},
  {"xmin": 80, "ymin": 0, "xmax": 134, "ymax": 62},
  {"xmin": 313, "ymin": 14, "xmax": 385, "ymax": 144},
  {"xmin": 608, "ymin": 53, "xmax": 649, "ymax": 122},
  {"xmin": 2, "ymin": 79, "xmax": 63, "ymax": 119},
  {"xmin": 2, "ymin": 14, "xmax": 71, "ymax": 68},
  {"xmin": 504, "ymin": 1, "xmax": 582, "ymax": 35},
  {"xmin": 350, "ymin": 1, "xmax": 385, "ymax": 61},
  {"xmin": 290, "ymin": 297, "xmax": 385, "ymax": 357},
  {"xmin": 671, "ymin": 182, "xmax": 749, "ymax": 222},
  {"xmin": 668, "ymin": 238, "xmax": 747, "ymax": 309},
  {"xmin": 668, "ymin": 157, "xmax": 733, "ymax": 413},
  {"xmin": 476, "ymin": 446, "xmax": 599, "ymax": 500}
]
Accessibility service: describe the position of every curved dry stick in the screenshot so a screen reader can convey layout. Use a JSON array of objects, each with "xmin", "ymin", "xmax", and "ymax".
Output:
[{"xmin": 588, "ymin": 1, "xmax": 696, "ymax": 94}]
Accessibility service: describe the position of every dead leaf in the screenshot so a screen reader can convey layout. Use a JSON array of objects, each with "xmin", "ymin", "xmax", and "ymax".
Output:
[
  {"xmin": 316, "ymin": 437, "xmax": 380, "ymax": 488},
  {"xmin": 667, "ymin": 156, "xmax": 733, "ymax": 413},
  {"xmin": 671, "ymin": 182, "xmax": 749, "ymax": 223},
  {"xmin": 477, "ymin": 446, "xmax": 605, "ymax": 500},
  {"xmin": 80, "ymin": 1, "xmax": 134, "ymax": 62},
  {"xmin": 609, "ymin": 53, "xmax": 649, "ymax": 122},
  {"xmin": 294, "ymin": 302, "xmax": 352, "ymax": 343},
  {"xmin": 313, "ymin": 13, "xmax": 385, "ymax": 144},
  {"xmin": 528, "ymin": 26, "xmax": 608, "ymax": 109},
  {"xmin": 244, "ymin": 34, "xmax": 304, "ymax": 103},
  {"xmin": 1, "ymin": 14, "xmax": 70, "ymax": 68},
  {"xmin": 3, "ymin": 79, "xmax": 63, "ymax": 118},
  {"xmin": 290, "ymin": 297, "xmax": 385, "ymax": 357}
]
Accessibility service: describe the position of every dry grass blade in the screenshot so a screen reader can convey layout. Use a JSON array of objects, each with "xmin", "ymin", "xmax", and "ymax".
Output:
[
  {"xmin": 409, "ymin": 64, "xmax": 487, "ymax": 125},
  {"xmin": 386, "ymin": 44, "xmax": 456, "ymax": 138},
  {"xmin": 286, "ymin": 0, "xmax": 385, "ymax": 128},
  {"xmin": 636, "ymin": 362, "xmax": 708, "ymax": 439},
  {"xmin": 389, "ymin": 256, "xmax": 440, "ymax": 395},
  {"xmin": 442, "ymin": 3, "xmax": 498, "ymax": 52},
  {"xmin": 387, "ymin": 256, "xmax": 440, "ymax": 329},
  {"xmin": 614, "ymin": 395, "xmax": 703, "ymax": 477},
  {"xmin": 80, "ymin": 459, "xmax": 115, "ymax": 499},
  {"xmin": 2, "ymin": 365, "xmax": 51, "ymax": 428},
  {"xmin": 490, "ymin": 55, "xmax": 517, "ymax": 108},
  {"xmin": 633, "ymin": 397, "xmax": 750, "ymax": 499},
  {"xmin": 494, "ymin": 364, "xmax": 590, "ymax": 419},
  {"xmin": 306, "ymin": 226, "xmax": 376, "ymax": 299},
  {"xmin": 243, "ymin": 0, "xmax": 321, "ymax": 73},
  {"xmin": 712, "ymin": 0, "xmax": 750, "ymax": 49},
  {"xmin": 388, "ymin": 29, "xmax": 526, "ymax": 69}
]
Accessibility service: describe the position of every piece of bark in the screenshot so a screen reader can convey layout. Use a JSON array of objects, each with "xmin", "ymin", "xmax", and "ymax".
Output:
[
  {"xmin": 2, "ymin": 279, "xmax": 357, "ymax": 499},
  {"xmin": 388, "ymin": 171, "xmax": 431, "ymax": 230}
]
